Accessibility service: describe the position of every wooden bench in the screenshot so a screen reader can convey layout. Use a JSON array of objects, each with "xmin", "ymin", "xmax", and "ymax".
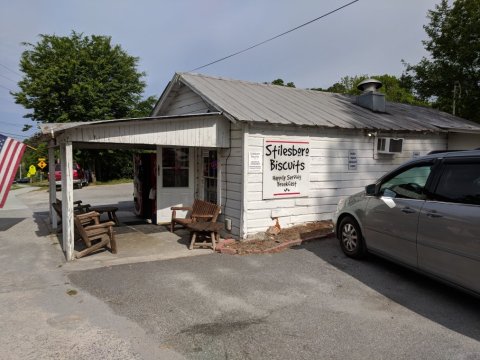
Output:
[
  {"xmin": 170, "ymin": 199, "xmax": 221, "ymax": 233},
  {"xmin": 186, "ymin": 222, "xmax": 223, "ymax": 251},
  {"xmin": 74, "ymin": 211, "xmax": 117, "ymax": 258}
]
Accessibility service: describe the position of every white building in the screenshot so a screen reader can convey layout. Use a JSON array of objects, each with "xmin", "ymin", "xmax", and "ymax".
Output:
[{"xmin": 44, "ymin": 73, "xmax": 480, "ymax": 260}]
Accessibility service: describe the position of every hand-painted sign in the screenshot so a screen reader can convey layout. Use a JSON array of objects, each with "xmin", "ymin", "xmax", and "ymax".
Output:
[{"xmin": 262, "ymin": 139, "xmax": 310, "ymax": 199}]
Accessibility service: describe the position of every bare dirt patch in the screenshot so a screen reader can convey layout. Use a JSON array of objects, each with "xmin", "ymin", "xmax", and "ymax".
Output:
[{"xmin": 222, "ymin": 220, "xmax": 334, "ymax": 255}]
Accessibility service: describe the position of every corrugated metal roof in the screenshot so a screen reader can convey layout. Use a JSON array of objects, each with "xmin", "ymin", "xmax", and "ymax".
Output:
[{"xmin": 178, "ymin": 72, "xmax": 480, "ymax": 133}]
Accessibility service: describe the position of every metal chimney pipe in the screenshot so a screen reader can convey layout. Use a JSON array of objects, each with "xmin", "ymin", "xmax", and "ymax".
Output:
[{"xmin": 356, "ymin": 78, "xmax": 385, "ymax": 112}]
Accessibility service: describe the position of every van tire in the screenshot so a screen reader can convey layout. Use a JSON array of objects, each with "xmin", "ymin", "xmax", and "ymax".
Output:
[{"xmin": 338, "ymin": 217, "xmax": 366, "ymax": 259}]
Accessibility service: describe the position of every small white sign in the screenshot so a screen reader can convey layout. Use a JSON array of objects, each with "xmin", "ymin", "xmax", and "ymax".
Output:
[
  {"xmin": 262, "ymin": 139, "xmax": 310, "ymax": 199},
  {"xmin": 348, "ymin": 150, "xmax": 357, "ymax": 171},
  {"xmin": 412, "ymin": 151, "xmax": 421, "ymax": 158},
  {"xmin": 248, "ymin": 152, "xmax": 262, "ymax": 173}
]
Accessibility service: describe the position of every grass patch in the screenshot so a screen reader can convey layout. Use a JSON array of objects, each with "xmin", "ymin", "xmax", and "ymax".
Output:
[
  {"xmin": 93, "ymin": 178, "xmax": 133, "ymax": 185},
  {"xmin": 32, "ymin": 180, "xmax": 50, "ymax": 188},
  {"xmin": 12, "ymin": 180, "xmax": 50, "ymax": 189}
]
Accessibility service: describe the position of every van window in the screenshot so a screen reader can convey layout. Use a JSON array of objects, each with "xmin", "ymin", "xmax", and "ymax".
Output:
[
  {"xmin": 434, "ymin": 163, "xmax": 480, "ymax": 205},
  {"xmin": 379, "ymin": 164, "xmax": 432, "ymax": 200}
]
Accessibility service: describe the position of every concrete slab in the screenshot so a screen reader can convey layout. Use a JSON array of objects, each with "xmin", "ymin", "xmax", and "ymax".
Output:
[
  {"xmin": 1, "ymin": 185, "xmax": 35, "ymax": 210},
  {"xmin": 62, "ymin": 223, "xmax": 215, "ymax": 271},
  {"xmin": 10, "ymin": 183, "xmax": 217, "ymax": 271}
]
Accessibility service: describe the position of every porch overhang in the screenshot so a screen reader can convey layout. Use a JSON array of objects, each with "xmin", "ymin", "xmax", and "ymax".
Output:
[
  {"xmin": 41, "ymin": 112, "xmax": 230, "ymax": 148},
  {"xmin": 43, "ymin": 112, "xmax": 231, "ymax": 261}
]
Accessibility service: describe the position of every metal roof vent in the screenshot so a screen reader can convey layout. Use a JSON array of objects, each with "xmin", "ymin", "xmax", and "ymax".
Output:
[
  {"xmin": 357, "ymin": 78, "xmax": 382, "ymax": 92},
  {"xmin": 356, "ymin": 78, "xmax": 386, "ymax": 113}
]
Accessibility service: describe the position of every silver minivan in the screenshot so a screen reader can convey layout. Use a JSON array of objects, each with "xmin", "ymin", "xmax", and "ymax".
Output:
[{"xmin": 334, "ymin": 150, "xmax": 480, "ymax": 296}]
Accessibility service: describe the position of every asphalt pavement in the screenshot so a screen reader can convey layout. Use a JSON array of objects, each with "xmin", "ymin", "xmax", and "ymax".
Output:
[
  {"xmin": 68, "ymin": 239, "xmax": 480, "ymax": 360},
  {"xmin": 0, "ymin": 185, "xmax": 183, "ymax": 359},
  {"xmin": 1, "ymin": 184, "xmax": 480, "ymax": 359}
]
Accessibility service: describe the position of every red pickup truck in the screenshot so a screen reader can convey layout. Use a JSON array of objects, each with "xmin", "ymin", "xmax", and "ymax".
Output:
[{"xmin": 54, "ymin": 163, "xmax": 88, "ymax": 189}]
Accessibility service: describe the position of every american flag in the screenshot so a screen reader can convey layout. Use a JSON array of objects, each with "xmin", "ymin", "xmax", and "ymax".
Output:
[{"xmin": 0, "ymin": 134, "xmax": 26, "ymax": 208}]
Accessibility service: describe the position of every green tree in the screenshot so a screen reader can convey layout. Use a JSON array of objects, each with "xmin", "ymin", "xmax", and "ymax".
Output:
[
  {"xmin": 324, "ymin": 75, "xmax": 362, "ymax": 95},
  {"xmin": 13, "ymin": 31, "xmax": 156, "ymax": 181},
  {"xmin": 317, "ymin": 74, "xmax": 427, "ymax": 106},
  {"xmin": 271, "ymin": 78, "xmax": 285, "ymax": 86},
  {"xmin": 128, "ymin": 96, "xmax": 158, "ymax": 118},
  {"xmin": 13, "ymin": 31, "xmax": 151, "ymax": 123},
  {"xmin": 15, "ymin": 133, "xmax": 50, "ymax": 182},
  {"xmin": 403, "ymin": 0, "xmax": 480, "ymax": 121},
  {"xmin": 271, "ymin": 78, "xmax": 296, "ymax": 88}
]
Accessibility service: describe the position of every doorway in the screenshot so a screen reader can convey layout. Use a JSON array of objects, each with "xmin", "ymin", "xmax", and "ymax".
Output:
[{"xmin": 156, "ymin": 147, "xmax": 194, "ymax": 223}]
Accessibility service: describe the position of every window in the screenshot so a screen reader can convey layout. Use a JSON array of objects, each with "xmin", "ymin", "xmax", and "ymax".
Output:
[
  {"xmin": 203, "ymin": 150, "xmax": 217, "ymax": 203},
  {"xmin": 379, "ymin": 164, "xmax": 432, "ymax": 200},
  {"xmin": 434, "ymin": 162, "xmax": 480, "ymax": 205},
  {"xmin": 162, "ymin": 148, "xmax": 189, "ymax": 187}
]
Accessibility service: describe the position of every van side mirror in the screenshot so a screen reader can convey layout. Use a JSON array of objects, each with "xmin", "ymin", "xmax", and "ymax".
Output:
[{"xmin": 365, "ymin": 184, "xmax": 376, "ymax": 196}]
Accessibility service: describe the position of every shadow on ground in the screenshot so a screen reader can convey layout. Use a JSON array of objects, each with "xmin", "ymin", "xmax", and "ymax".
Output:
[
  {"xmin": 0, "ymin": 217, "xmax": 27, "ymax": 231},
  {"xmin": 32, "ymin": 211, "xmax": 55, "ymax": 237},
  {"xmin": 295, "ymin": 238, "xmax": 480, "ymax": 342}
]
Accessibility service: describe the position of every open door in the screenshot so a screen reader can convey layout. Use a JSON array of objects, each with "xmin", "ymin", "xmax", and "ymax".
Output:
[
  {"xmin": 133, "ymin": 153, "xmax": 157, "ymax": 220},
  {"xmin": 156, "ymin": 147, "xmax": 194, "ymax": 223}
]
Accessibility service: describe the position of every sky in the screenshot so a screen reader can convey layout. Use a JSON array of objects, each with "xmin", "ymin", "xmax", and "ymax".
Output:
[{"xmin": 0, "ymin": 0, "xmax": 441, "ymax": 142}]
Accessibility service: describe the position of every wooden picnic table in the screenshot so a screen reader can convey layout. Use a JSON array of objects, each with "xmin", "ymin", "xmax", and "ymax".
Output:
[
  {"xmin": 89, "ymin": 206, "xmax": 119, "ymax": 225},
  {"xmin": 186, "ymin": 222, "xmax": 223, "ymax": 251}
]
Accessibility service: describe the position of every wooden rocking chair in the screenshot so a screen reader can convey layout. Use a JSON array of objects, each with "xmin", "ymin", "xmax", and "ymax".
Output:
[
  {"xmin": 52, "ymin": 199, "xmax": 91, "ymax": 228},
  {"xmin": 74, "ymin": 211, "xmax": 117, "ymax": 258}
]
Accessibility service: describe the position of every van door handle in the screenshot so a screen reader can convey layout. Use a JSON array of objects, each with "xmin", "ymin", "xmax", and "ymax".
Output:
[
  {"xmin": 401, "ymin": 207, "xmax": 416, "ymax": 214},
  {"xmin": 425, "ymin": 210, "xmax": 442, "ymax": 218}
]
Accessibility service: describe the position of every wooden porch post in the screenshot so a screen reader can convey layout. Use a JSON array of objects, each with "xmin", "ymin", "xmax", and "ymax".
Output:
[
  {"xmin": 60, "ymin": 141, "xmax": 75, "ymax": 261},
  {"xmin": 48, "ymin": 141, "xmax": 57, "ymax": 231}
]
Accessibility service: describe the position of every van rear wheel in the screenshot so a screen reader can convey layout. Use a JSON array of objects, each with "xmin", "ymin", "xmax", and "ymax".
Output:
[{"xmin": 338, "ymin": 217, "xmax": 365, "ymax": 259}]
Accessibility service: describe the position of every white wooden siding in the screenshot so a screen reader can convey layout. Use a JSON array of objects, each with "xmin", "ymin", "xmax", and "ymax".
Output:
[
  {"xmin": 243, "ymin": 124, "xmax": 447, "ymax": 237},
  {"xmin": 60, "ymin": 116, "xmax": 230, "ymax": 148},
  {"xmin": 218, "ymin": 123, "xmax": 244, "ymax": 238},
  {"xmin": 447, "ymin": 133, "xmax": 480, "ymax": 150},
  {"xmin": 161, "ymin": 85, "xmax": 213, "ymax": 116}
]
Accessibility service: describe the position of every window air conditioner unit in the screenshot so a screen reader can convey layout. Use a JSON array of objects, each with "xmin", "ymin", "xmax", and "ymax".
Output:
[{"xmin": 377, "ymin": 137, "xmax": 403, "ymax": 154}]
